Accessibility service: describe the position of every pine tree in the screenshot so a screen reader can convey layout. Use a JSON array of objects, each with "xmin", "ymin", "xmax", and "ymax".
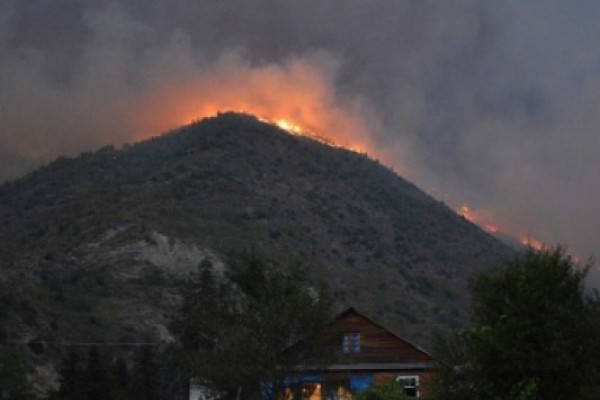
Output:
[
  {"xmin": 0, "ymin": 344, "xmax": 31, "ymax": 399},
  {"xmin": 57, "ymin": 347, "xmax": 84, "ymax": 400},
  {"xmin": 110, "ymin": 356, "xmax": 131, "ymax": 400},
  {"xmin": 83, "ymin": 346, "xmax": 111, "ymax": 400},
  {"xmin": 132, "ymin": 345, "xmax": 162, "ymax": 400},
  {"xmin": 182, "ymin": 253, "xmax": 335, "ymax": 400}
]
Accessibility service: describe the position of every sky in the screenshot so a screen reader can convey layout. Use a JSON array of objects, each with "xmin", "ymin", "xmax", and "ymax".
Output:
[{"xmin": 1, "ymin": 1, "xmax": 599, "ymax": 279}]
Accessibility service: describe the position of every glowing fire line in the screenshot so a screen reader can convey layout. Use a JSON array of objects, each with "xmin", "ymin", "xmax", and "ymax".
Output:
[
  {"xmin": 192, "ymin": 110, "xmax": 367, "ymax": 155},
  {"xmin": 186, "ymin": 109, "xmax": 543, "ymax": 251},
  {"xmin": 459, "ymin": 205, "xmax": 543, "ymax": 250}
]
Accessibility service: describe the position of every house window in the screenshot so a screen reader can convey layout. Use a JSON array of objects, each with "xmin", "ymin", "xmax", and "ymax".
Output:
[
  {"xmin": 342, "ymin": 333, "xmax": 360, "ymax": 353},
  {"xmin": 395, "ymin": 375, "xmax": 420, "ymax": 398}
]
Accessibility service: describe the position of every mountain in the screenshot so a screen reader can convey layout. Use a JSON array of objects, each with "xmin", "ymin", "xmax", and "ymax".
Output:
[{"xmin": 0, "ymin": 112, "xmax": 512, "ymax": 379}]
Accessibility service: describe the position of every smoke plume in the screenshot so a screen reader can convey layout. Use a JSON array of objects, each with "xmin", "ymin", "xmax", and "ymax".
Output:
[{"xmin": 1, "ymin": 1, "xmax": 599, "ymax": 280}]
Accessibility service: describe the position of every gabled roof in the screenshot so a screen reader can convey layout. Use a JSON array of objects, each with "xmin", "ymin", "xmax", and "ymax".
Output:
[{"xmin": 333, "ymin": 306, "xmax": 432, "ymax": 357}]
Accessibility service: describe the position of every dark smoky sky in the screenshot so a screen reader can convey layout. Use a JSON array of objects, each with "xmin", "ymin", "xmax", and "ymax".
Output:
[{"xmin": 1, "ymin": 1, "xmax": 599, "ymax": 280}]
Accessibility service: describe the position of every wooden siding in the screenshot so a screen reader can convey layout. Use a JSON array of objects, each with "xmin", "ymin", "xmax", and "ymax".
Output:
[
  {"xmin": 332, "ymin": 309, "xmax": 431, "ymax": 364},
  {"xmin": 289, "ymin": 308, "xmax": 434, "ymax": 398}
]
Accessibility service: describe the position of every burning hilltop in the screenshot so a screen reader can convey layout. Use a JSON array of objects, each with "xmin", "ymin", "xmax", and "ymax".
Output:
[
  {"xmin": 125, "ymin": 55, "xmax": 377, "ymax": 159},
  {"xmin": 0, "ymin": 113, "xmax": 514, "ymax": 353},
  {"xmin": 0, "ymin": 37, "xmax": 545, "ymax": 250}
]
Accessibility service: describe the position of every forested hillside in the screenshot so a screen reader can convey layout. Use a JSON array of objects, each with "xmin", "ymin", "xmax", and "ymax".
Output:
[{"xmin": 0, "ymin": 113, "xmax": 513, "ymax": 394}]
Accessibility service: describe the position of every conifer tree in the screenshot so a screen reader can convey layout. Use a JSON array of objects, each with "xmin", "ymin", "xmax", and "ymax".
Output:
[
  {"xmin": 182, "ymin": 254, "xmax": 335, "ymax": 400},
  {"xmin": 57, "ymin": 347, "xmax": 84, "ymax": 400},
  {"xmin": 110, "ymin": 356, "xmax": 131, "ymax": 400},
  {"xmin": 132, "ymin": 345, "xmax": 162, "ymax": 400},
  {"xmin": 0, "ymin": 344, "xmax": 31, "ymax": 399},
  {"xmin": 83, "ymin": 346, "xmax": 111, "ymax": 400}
]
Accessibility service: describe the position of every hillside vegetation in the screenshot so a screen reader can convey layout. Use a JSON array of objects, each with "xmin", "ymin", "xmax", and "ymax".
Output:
[{"xmin": 0, "ymin": 113, "xmax": 512, "ymax": 372}]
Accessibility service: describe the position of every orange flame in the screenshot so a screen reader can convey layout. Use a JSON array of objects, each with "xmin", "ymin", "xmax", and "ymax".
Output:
[
  {"xmin": 520, "ymin": 236, "xmax": 544, "ymax": 250},
  {"xmin": 459, "ymin": 204, "xmax": 545, "ymax": 249},
  {"xmin": 126, "ymin": 55, "xmax": 377, "ymax": 161},
  {"xmin": 124, "ymin": 54, "xmax": 544, "ymax": 250}
]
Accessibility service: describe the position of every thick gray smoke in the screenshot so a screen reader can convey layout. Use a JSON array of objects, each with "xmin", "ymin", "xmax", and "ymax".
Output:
[{"xmin": 1, "ymin": 1, "xmax": 599, "ymax": 279}]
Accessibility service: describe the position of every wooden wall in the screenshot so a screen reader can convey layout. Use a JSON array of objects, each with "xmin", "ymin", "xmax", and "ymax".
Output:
[{"xmin": 333, "ymin": 310, "xmax": 431, "ymax": 364}]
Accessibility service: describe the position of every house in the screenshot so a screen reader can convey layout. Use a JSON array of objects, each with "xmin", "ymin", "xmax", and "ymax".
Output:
[
  {"xmin": 189, "ymin": 307, "xmax": 433, "ymax": 400},
  {"xmin": 283, "ymin": 307, "xmax": 433, "ymax": 399}
]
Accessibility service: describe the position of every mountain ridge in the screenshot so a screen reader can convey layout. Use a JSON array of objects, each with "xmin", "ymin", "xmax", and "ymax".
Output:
[{"xmin": 0, "ymin": 112, "xmax": 513, "ymax": 357}]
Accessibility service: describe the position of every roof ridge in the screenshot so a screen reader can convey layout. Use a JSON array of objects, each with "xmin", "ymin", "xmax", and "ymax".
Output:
[{"xmin": 335, "ymin": 306, "xmax": 432, "ymax": 356}]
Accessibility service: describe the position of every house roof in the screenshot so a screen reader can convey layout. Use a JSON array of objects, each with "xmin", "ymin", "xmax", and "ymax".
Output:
[
  {"xmin": 333, "ymin": 306, "xmax": 432, "ymax": 358},
  {"xmin": 326, "ymin": 362, "xmax": 432, "ymax": 371}
]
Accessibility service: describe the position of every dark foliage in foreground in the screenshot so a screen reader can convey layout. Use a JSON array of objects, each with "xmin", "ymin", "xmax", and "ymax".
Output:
[
  {"xmin": 52, "ymin": 345, "xmax": 174, "ymax": 400},
  {"xmin": 181, "ymin": 254, "xmax": 336, "ymax": 400},
  {"xmin": 434, "ymin": 247, "xmax": 600, "ymax": 400}
]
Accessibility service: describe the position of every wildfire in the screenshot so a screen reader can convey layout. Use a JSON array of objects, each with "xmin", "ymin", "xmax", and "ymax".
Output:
[
  {"xmin": 255, "ymin": 115, "xmax": 334, "ymax": 147},
  {"xmin": 459, "ymin": 206, "xmax": 477, "ymax": 224},
  {"xmin": 520, "ymin": 236, "xmax": 543, "ymax": 250},
  {"xmin": 459, "ymin": 205, "xmax": 544, "ymax": 250},
  {"xmin": 126, "ymin": 54, "xmax": 378, "ymax": 162},
  {"xmin": 260, "ymin": 116, "xmax": 368, "ymax": 154},
  {"xmin": 274, "ymin": 119, "xmax": 302, "ymax": 135},
  {"xmin": 183, "ymin": 107, "xmax": 368, "ymax": 157},
  {"xmin": 125, "ymin": 53, "xmax": 542, "ymax": 251},
  {"xmin": 459, "ymin": 206, "xmax": 500, "ymax": 234}
]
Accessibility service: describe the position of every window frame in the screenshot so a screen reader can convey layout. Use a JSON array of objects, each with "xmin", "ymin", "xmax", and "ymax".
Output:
[
  {"xmin": 395, "ymin": 375, "xmax": 420, "ymax": 398},
  {"xmin": 341, "ymin": 332, "xmax": 360, "ymax": 353}
]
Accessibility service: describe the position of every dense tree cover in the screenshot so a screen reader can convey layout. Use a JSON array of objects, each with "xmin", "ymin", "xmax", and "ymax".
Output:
[
  {"xmin": 110, "ymin": 357, "xmax": 131, "ymax": 400},
  {"xmin": 131, "ymin": 346, "xmax": 162, "ymax": 400},
  {"xmin": 56, "ymin": 347, "xmax": 84, "ymax": 400},
  {"xmin": 84, "ymin": 347, "xmax": 112, "ymax": 399},
  {"xmin": 0, "ymin": 113, "xmax": 513, "ymax": 357},
  {"xmin": 0, "ymin": 344, "xmax": 31, "ymax": 400},
  {"xmin": 181, "ymin": 254, "xmax": 336, "ymax": 400},
  {"xmin": 53, "ymin": 345, "xmax": 167, "ymax": 400},
  {"xmin": 434, "ymin": 247, "xmax": 600, "ymax": 400}
]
